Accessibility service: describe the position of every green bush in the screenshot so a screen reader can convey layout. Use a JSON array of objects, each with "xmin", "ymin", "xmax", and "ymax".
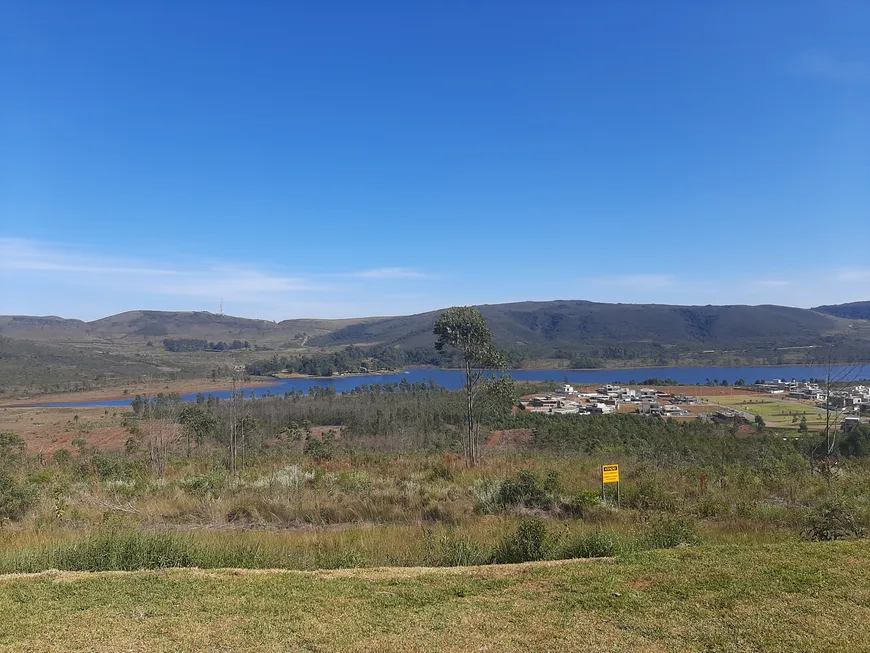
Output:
[
  {"xmin": 428, "ymin": 462, "xmax": 455, "ymax": 482},
  {"xmin": 564, "ymin": 490, "xmax": 602, "ymax": 518},
  {"xmin": 642, "ymin": 515, "xmax": 701, "ymax": 549},
  {"xmin": 692, "ymin": 493, "xmax": 731, "ymax": 519},
  {"xmin": 469, "ymin": 478, "xmax": 503, "ymax": 514},
  {"xmin": 424, "ymin": 531, "xmax": 487, "ymax": 566},
  {"xmin": 0, "ymin": 432, "xmax": 25, "ymax": 468},
  {"xmin": 0, "ymin": 469, "xmax": 35, "ymax": 522},
  {"xmin": 490, "ymin": 517, "xmax": 551, "ymax": 564},
  {"xmin": 622, "ymin": 479, "xmax": 679, "ymax": 512},
  {"xmin": 556, "ymin": 530, "xmax": 618, "ymax": 559},
  {"xmin": 180, "ymin": 472, "xmax": 226, "ymax": 499},
  {"xmin": 840, "ymin": 425, "xmax": 870, "ymax": 458},
  {"xmin": 803, "ymin": 496, "xmax": 866, "ymax": 541},
  {"xmin": 53, "ymin": 448, "xmax": 72, "ymax": 466},
  {"xmin": 304, "ymin": 436, "xmax": 334, "ymax": 462},
  {"xmin": 496, "ymin": 470, "xmax": 559, "ymax": 511}
]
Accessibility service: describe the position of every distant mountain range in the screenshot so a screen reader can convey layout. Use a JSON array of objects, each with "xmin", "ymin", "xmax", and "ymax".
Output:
[{"xmin": 2, "ymin": 300, "xmax": 870, "ymax": 369}]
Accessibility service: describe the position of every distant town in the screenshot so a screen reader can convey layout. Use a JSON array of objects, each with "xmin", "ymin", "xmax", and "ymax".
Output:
[{"xmin": 519, "ymin": 378, "xmax": 870, "ymax": 432}]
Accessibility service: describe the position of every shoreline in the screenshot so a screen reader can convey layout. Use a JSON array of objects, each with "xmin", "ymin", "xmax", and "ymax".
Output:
[
  {"xmin": 0, "ymin": 378, "xmax": 281, "ymax": 408},
  {"xmin": 514, "ymin": 362, "xmax": 870, "ymax": 373},
  {"xmin": 3, "ymin": 361, "xmax": 866, "ymax": 408},
  {"xmin": 271, "ymin": 370, "xmax": 401, "ymax": 380}
]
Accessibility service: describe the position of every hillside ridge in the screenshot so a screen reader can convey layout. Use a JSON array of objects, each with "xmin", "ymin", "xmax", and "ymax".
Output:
[{"xmin": 2, "ymin": 300, "xmax": 869, "ymax": 362}]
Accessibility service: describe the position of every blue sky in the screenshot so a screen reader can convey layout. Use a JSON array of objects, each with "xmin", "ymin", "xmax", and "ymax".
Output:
[{"xmin": 1, "ymin": 1, "xmax": 868, "ymax": 321}]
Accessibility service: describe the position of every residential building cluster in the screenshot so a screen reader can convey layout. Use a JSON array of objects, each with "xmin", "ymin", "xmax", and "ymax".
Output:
[
  {"xmin": 518, "ymin": 384, "xmax": 696, "ymax": 418},
  {"xmin": 748, "ymin": 379, "xmax": 870, "ymax": 416}
]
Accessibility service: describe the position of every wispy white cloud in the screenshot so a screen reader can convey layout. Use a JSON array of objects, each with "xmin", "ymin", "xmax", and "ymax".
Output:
[
  {"xmin": 147, "ymin": 268, "xmax": 321, "ymax": 301},
  {"xmin": 0, "ymin": 238, "xmax": 176, "ymax": 276},
  {"xmin": 3, "ymin": 238, "xmax": 868, "ymax": 321},
  {"xmin": 348, "ymin": 267, "xmax": 433, "ymax": 280},
  {"xmin": 795, "ymin": 52, "xmax": 870, "ymax": 83},
  {"xmin": 0, "ymin": 238, "xmax": 319, "ymax": 301},
  {"xmin": 0, "ymin": 238, "xmax": 435, "ymax": 318}
]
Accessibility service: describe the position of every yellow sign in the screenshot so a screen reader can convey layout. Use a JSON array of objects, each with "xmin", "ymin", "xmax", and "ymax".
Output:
[{"xmin": 602, "ymin": 464, "xmax": 620, "ymax": 484}]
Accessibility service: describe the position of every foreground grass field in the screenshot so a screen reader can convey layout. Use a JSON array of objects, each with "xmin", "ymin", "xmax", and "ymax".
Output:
[{"xmin": 2, "ymin": 542, "xmax": 869, "ymax": 652}]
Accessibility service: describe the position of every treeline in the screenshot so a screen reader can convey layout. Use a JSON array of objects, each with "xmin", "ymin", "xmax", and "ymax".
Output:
[
  {"xmin": 120, "ymin": 381, "xmax": 861, "ymax": 471},
  {"xmin": 163, "ymin": 338, "xmax": 250, "ymax": 353},
  {"xmin": 510, "ymin": 341, "xmax": 870, "ymax": 370},
  {"xmin": 245, "ymin": 345, "xmax": 442, "ymax": 377}
]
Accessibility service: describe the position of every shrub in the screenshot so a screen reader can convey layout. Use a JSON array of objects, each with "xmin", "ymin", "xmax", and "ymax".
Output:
[
  {"xmin": 424, "ymin": 531, "xmax": 487, "ymax": 566},
  {"xmin": 226, "ymin": 504, "xmax": 261, "ymax": 524},
  {"xmin": 496, "ymin": 470, "xmax": 559, "ymax": 511},
  {"xmin": 180, "ymin": 472, "xmax": 226, "ymax": 499},
  {"xmin": 304, "ymin": 436, "xmax": 334, "ymax": 462},
  {"xmin": 53, "ymin": 448, "xmax": 72, "ymax": 466},
  {"xmin": 0, "ymin": 470, "xmax": 35, "ymax": 522},
  {"xmin": 490, "ymin": 517, "xmax": 551, "ymax": 564},
  {"xmin": 428, "ymin": 462, "xmax": 454, "ymax": 482},
  {"xmin": 622, "ymin": 479, "xmax": 679, "ymax": 512},
  {"xmin": 564, "ymin": 490, "xmax": 602, "ymax": 518},
  {"xmin": 840, "ymin": 425, "xmax": 870, "ymax": 458},
  {"xmin": 693, "ymin": 493, "xmax": 730, "ymax": 519},
  {"xmin": 0, "ymin": 432, "xmax": 25, "ymax": 467},
  {"xmin": 337, "ymin": 471, "xmax": 371, "ymax": 494},
  {"xmin": 469, "ymin": 478, "xmax": 503, "ymax": 514},
  {"xmin": 803, "ymin": 496, "xmax": 866, "ymax": 541},
  {"xmin": 556, "ymin": 530, "xmax": 618, "ymax": 559},
  {"xmin": 642, "ymin": 515, "xmax": 700, "ymax": 549}
]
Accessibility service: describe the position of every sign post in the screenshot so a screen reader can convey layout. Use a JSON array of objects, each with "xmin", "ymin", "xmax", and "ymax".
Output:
[{"xmin": 601, "ymin": 464, "xmax": 620, "ymax": 508}]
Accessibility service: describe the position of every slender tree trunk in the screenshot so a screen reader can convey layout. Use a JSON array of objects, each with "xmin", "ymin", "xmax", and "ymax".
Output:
[{"xmin": 465, "ymin": 359, "xmax": 476, "ymax": 467}]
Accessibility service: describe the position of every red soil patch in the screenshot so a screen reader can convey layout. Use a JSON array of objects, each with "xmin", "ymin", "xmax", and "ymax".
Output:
[
  {"xmin": 628, "ymin": 578, "xmax": 656, "ymax": 590},
  {"xmin": 487, "ymin": 428, "xmax": 534, "ymax": 448},
  {"xmin": 0, "ymin": 406, "xmax": 131, "ymax": 454}
]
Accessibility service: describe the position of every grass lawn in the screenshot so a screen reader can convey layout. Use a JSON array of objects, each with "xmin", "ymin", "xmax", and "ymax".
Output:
[
  {"xmin": 700, "ymin": 394, "xmax": 830, "ymax": 429},
  {"xmin": 3, "ymin": 542, "xmax": 870, "ymax": 652}
]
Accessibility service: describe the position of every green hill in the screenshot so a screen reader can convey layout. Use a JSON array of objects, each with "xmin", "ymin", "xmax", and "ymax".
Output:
[
  {"xmin": 3, "ymin": 301, "xmax": 870, "ymax": 374},
  {"xmin": 813, "ymin": 301, "xmax": 870, "ymax": 321},
  {"xmin": 0, "ymin": 335, "xmax": 165, "ymax": 398},
  {"xmin": 309, "ymin": 300, "xmax": 870, "ymax": 364}
]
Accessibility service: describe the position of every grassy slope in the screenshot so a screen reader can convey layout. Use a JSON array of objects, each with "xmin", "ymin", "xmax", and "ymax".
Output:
[
  {"xmin": 309, "ymin": 300, "xmax": 870, "ymax": 354},
  {"xmin": 0, "ymin": 336, "xmax": 166, "ymax": 397},
  {"xmin": 2, "ymin": 542, "xmax": 870, "ymax": 652},
  {"xmin": 5, "ymin": 302, "xmax": 869, "ymax": 353}
]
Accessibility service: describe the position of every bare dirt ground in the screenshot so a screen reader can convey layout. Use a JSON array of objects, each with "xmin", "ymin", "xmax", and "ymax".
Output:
[
  {"xmin": 487, "ymin": 428, "xmax": 534, "ymax": 448},
  {"xmin": 0, "ymin": 406, "xmax": 129, "ymax": 454}
]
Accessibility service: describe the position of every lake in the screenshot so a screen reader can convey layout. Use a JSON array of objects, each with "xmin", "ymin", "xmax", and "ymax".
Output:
[{"xmin": 35, "ymin": 363, "xmax": 868, "ymax": 408}]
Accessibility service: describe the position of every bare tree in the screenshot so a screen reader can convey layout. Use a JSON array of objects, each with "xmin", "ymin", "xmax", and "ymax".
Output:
[
  {"xmin": 228, "ymin": 365, "xmax": 249, "ymax": 474},
  {"xmin": 811, "ymin": 341, "xmax": 866, "ymax": 468}
]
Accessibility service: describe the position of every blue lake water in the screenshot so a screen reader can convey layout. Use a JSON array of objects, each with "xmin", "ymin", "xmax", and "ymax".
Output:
[{"xmin": 34, "ymin": 363, "xmax": 869, "ymax": 408}]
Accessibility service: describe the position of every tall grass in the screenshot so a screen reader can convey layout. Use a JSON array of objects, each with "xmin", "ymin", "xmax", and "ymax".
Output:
[{"xmin": 0, "ymin": 515, "xmax": 733, "ymax": 574}]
